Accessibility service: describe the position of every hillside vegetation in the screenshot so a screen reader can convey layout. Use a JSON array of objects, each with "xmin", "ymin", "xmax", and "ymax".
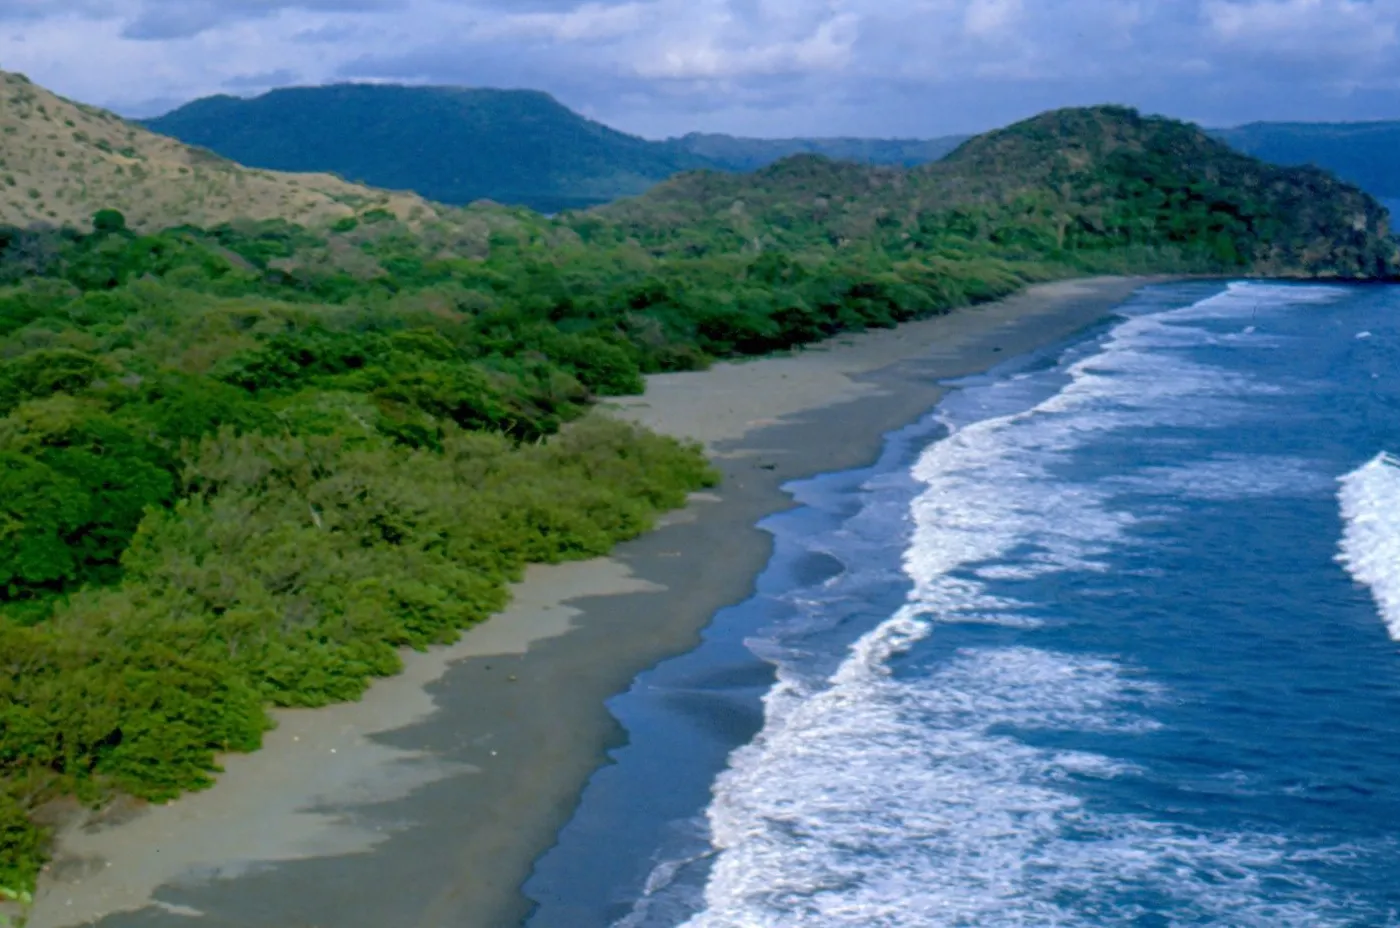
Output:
[
  {"xmin": 1212, "ymin": 120, "xmax": 1400, "ymax": 199},
  {"xmin": 0, "ymin": 94, "xmax": 1396, "ymax": 902},
  {"xmin": 597, "ymin": 106, "xmax": 1396, "ymax": 283},
  {"xmin": 144, "ymin": 85, "xmax": 715, "ymax": 214},
  {"xmin": 0, "ymin": 71, "xmax": 433, "ymax": 231}
]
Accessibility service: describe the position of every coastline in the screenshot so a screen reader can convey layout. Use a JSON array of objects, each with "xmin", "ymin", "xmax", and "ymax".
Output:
[{"xmin": 25, "ymin": 275, "xmax": 1162, "ymax": 928}]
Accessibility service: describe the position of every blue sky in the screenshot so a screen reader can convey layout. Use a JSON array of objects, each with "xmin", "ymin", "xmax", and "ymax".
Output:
[{"xmin": 1, "ymin": 0, "xmax": 1398, "ymax": 138}]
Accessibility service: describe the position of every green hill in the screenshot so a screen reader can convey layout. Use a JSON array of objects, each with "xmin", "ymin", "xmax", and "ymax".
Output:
[
  {"xmin": 0, "ymin": 98, "xmax": 1395, "ymax": 903},
  {"xmin": 1211, "ymin": 121, "xmax": 1400, "ymax": 199},
  {"xmin": 597, "ymin": 105, "xmax": 1397, "ymax": 280},
  {"xmin": 143, "ymin": 84, "xmax": 714, "ymax": 213},
  {"xmin": 661, "ymin": 132, "xmax": 968, "ymax": 172}
]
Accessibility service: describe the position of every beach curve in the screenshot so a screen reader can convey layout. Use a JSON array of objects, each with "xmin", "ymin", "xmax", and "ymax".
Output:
[{"xmin": 24, "ymin": 275, "xmax": 1162, "ymax": 928}]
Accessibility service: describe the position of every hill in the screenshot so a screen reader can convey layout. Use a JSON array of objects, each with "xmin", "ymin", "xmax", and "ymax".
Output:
[
  {"xmin": 594, "ymin": 106, "xmax": 1396, "ymax": 281},
  {"xmin": 0, "ymin": 71, "xmax": 434, "ymax": 231},
  {"xmin": 143, "ymin": 84, "xmax": 715, "ymax": 214},
  {"xmin": 662, "ymin": 132, "xmax": 968, "ymax": 172},
  {"xmin": 1211, "ymin": 120, "xmax": 1400, "ymax": 199}
]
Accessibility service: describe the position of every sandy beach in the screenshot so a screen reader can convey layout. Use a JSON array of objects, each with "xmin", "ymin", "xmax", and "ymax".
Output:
[{"xmin": 24, "ymin": 276, "xmax": 1161, "ymax": 928}]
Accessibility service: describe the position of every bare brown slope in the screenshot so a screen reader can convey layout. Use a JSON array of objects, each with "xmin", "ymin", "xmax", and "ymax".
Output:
[{"xmin": 0, "ymin": 71, "xmax": 437, "ymax": 231}]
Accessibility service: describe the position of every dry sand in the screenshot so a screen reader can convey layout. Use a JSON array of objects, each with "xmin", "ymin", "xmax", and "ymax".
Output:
[{"xmin": 24, "ymin": 276, "xmax": 1162, "ymax": 928}]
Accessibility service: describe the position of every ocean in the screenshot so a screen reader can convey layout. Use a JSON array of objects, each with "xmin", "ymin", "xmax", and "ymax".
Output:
[{"xmin": 525, "ymin": 280, "xmax": 1400, "ymax": 927}]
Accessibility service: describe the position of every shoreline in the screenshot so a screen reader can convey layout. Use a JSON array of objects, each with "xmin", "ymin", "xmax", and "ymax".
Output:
[{"xmin": 25, "ymin": 275, "xmax": 1163, "ymax": 928}]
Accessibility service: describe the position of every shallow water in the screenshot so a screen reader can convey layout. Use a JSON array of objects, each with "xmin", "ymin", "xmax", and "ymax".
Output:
[{"xmin": 526, "ymin": 281, "xmax": 1400, "ymax": 927}]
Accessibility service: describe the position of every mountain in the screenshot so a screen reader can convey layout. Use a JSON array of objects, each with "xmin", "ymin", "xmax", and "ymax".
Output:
[
  {"xmin": 143, "ymin": 84, "xmax": 715, "ymax": 214},
  {"xmin": 596, "ymin": 105, "xmax": 1397, "ymax": 280},
  {"xmin": 661, "ymin": 132, "xmax": 968, "ymax": 172},
  {"xmin": 143, "ymin": 85, "xmax": 975, "ymax": 213},
  {"xmin": 0, "ymin": 71, "xmax": 432, "ymax": 231},
  {"xmin": 1210, "ymin": 121, "xmax": 1400, "ymax": 199}
]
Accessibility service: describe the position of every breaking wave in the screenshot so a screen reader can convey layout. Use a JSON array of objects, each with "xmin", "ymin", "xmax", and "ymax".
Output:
[{"xmin": 1338, "ymin": 451, "xmax": 1400, "ymax": 642}]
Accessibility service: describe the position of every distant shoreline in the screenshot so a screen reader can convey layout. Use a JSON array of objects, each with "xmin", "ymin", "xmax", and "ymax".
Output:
[{"xmin": 25, "ymin": 275, "xmax": 1164, "ymax": 928}]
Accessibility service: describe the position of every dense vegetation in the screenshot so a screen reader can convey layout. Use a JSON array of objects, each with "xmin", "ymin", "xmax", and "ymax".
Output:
[
  {"xmin": 599, "ymin": 107, "xmax": 1398, "ymax": 280},
  {"xmin": 1212, "ymin": 121, "xmax": 1400, "ymax": 199},
  {"xmin": 143, "ymin": 85, "xmax": 715, "ymax": 214},
  {"xmin": 0, "ymin": 101, "xmax": 1396, "ymax": 900},
  {"xmin": 0, "ymin": 210, "xmax": 725, "ymax": 897}
]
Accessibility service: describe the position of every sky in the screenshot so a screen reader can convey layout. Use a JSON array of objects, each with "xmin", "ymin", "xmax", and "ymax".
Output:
[{"xmin": 1, "ymin": 0, "xmax": 1399, "ymax": 139}]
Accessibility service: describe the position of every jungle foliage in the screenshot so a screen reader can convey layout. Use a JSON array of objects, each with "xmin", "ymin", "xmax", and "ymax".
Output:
[{"xmin": 0, "ymin": 103, "xmax": 1396, "ymax": 895}]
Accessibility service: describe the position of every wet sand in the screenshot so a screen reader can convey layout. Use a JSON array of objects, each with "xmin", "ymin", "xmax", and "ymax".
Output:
[{"xmin": 25, "ymin": 276, "xmax": 1160, "ymax": 928}]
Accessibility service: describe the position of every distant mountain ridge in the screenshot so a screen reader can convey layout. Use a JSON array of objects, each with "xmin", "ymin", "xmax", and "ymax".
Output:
[
  {"xmin": 144, "ymin": 85, "xmax": 714, "ymax": 214},
  {"xmin": 143, "ymin": 83, "xmax": 1400, "ymax": 213},
  {"xmin": 661, "ymin": 132, "xmax": 969, "ymax": 172},
  {"xmin": 1208, "ymin": 121, "xmax": 1400, "ymax": 198},
  {"xmin": 143, "ymin": 85, "xmax": 975, "ymax": 212}
]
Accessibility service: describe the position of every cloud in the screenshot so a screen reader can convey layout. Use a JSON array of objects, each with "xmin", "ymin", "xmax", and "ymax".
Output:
[
  {"xmin": 3, "ymin": 0, "xmax": 1400, "ymax": 137},
  {"xmin": 1204, "ymin": 0, "xmax": 1399, "ymax": 63},
  {"xmin": 120, "ymin": 0, "xmax": 406, "ymax": 40},
  {"xmin": 0, "ymin": 0, "xmax": 118, "ymax": 22}
]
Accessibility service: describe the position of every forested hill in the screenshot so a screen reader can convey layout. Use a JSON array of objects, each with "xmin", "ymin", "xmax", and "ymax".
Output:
[
  {"xmin": 0, "ymin": 97, "xmax": 1395, "ymax": 902},
  {"xmin": 0, "ymin": 70, "xmax": 432, "ymax": 231},
  {"xmin": 596, "ymin": 105, "xmax": 1397, "ymax": 280},
  {"xmin": 143, "ymin": 85, "xmax": 715, "ymax": 214},
  {"xmin": 1210, "ymin": 121, "xmax": 1400, "ymax": 199}
]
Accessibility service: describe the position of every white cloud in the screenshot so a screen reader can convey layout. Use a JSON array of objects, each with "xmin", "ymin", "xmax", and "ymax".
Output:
[
  {"xmin": 1203, "ymin": 0, "xmax": 1399, "ymax": 59},
  {"xmin": 963, "ymin": 0, "xmax": 1022, "ymax": 37},
  {"xmin": 633, "ymin": 6, "xmax": 858, "ymax": 80},
  {"xmin": 470, "ymin": 2, "xmax": 651, "ymax": 43}
]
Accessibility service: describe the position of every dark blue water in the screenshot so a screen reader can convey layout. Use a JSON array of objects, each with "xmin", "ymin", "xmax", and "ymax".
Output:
[{"xmin": 527, "ymin": 281, "xmax": 1400, "ymax": 927}]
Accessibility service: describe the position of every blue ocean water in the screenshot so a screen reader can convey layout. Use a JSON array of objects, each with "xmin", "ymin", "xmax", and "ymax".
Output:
[{"xmin": 526, "ymin": 280, "xmax": 1400, "ymax": 927}]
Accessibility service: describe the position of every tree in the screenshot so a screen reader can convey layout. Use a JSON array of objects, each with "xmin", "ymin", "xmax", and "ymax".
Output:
[{"xmin": 92, "ymin": 209, "xmax": 128, "ymax": 235}]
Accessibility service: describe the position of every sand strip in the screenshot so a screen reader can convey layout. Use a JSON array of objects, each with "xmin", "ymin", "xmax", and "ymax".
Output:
[{"xmin": 25, "ymin": 276, "xmax": 1162, "ymax": 928}]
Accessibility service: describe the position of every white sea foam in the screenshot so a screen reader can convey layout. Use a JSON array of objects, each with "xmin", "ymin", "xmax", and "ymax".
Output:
[
  {"xmin": 662, "ymin": 284, "xmax": 1362, "ymax": 927},
  {"xmin": 1337, "ymin": 451, "xmax": 1400, "ymax": 641}
]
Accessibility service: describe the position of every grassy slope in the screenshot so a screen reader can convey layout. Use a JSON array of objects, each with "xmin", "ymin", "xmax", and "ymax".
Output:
[{"xmin": 0, "ymin": 71, "xmax": 435, "ymax": 231}]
